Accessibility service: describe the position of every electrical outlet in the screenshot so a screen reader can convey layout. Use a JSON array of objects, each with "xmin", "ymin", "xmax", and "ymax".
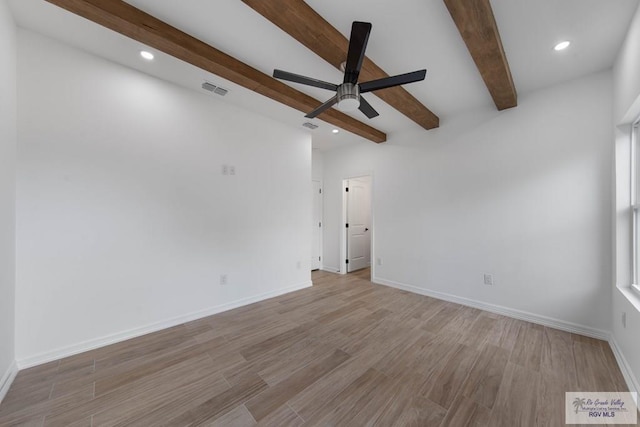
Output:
[
  {"xmin": 376, "ymin": 257, "xmax": 382, "ymax": 266},
  {"xmin": 222, "ymin": 164, "xmax": 229, "ymax": 175},
  {"xmin": 229, "ymin": 165, "xmax": 236, "ymax": 176},
  {"xmin": 296, "ymin": 261, "xmax": 301, "ymax": 269},
  {"xmin": 220, "ymin": 274, "xmax": 228, "ymax": 285},
  {"xmin": 622, "ymin": 311, "xmax": 627, "ymax": 328},
  {"xmin": 483, "ymin": 274, "xmax": 493, "ymax": 285}
]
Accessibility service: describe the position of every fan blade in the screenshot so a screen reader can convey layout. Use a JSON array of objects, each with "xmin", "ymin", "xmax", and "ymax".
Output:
[
  {"xmin": 344, "ymin": 22, "xmax": 372, "ymax": 84},
  {"xmin": 273, "ymin": 69, "xmax": 338, "ymax": 91},
  {"xmin": 358, "ymin": 96, "xmax": 379, "ymax": 119},
  {"xmin": 359, "ymin": 70, "xmax": 427, "ymax": 93},
  {"xmin": 305, "ymin": 95, "xmax": 339, "ymax": 118}
]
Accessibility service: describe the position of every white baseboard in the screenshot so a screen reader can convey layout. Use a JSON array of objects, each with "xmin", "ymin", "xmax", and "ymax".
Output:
[
  {"xmin": 0, "ymin": 360, "xmax": 18, "ymax": 404},
  {"xmin": 372, "ymin": 276, "xmax": 610, "ymax": 340},
  {"xmin": 320, "ymin": 265, "xmax": 340, "ymax": 273},
  {"xmin": 609, "ymin": 336, "xmax": 640, "ymax": 403},
  {"xmin": 17, "ymin": 281, "xmax": 312, "ymax": 369}
]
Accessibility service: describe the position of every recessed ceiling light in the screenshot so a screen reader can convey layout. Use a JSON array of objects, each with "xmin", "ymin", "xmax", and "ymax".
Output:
[
  {"xmin": 332, "ymin": 129, "xmax": 340, "ymax": 134},
  {"xmin": 554, "ymin": 41, "xmax": 570, "ymax": 51},
  {"xmin": 140, "ymin": 50, "xmax": 154, "ymax": 60}
]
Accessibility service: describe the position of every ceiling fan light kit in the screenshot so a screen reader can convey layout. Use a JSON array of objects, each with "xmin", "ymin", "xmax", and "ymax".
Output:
[
  {"xmin": 273, "ymin": 21, "xmax": 427, "ymax": 120},
  {"xmin": 336, "ymin": 83, "xmax": 360, "ymax": 112}
]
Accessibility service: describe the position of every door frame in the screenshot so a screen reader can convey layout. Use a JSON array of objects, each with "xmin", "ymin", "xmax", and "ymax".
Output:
[
  {"xmin": 340, "ymin": 173, "xmax": 374, "ymax": 276},
  {"xmin": 311, "ymin": 179, "xmax": 323, "ymax": 271}
]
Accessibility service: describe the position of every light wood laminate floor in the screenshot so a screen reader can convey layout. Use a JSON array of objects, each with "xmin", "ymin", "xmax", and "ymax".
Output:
[{"xmin": 0, "ymin": 269, "xmax": 635, "ymax": 426}]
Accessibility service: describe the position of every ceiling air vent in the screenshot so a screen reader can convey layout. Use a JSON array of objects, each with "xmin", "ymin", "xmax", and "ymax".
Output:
[
  {"xmin": 202, "ymin": 82, "xmax": 216, "ymax": 92},
  {"xmin": 213, "ymin": 87, "xmax": 228, "ymax": 96},
  {"xmin": 302, "ymin": 122, "xmax": 318, "ymax": 130},
  {"xmin": 201, "ymin": 81, "xmax": 229, "ymax": 96}
]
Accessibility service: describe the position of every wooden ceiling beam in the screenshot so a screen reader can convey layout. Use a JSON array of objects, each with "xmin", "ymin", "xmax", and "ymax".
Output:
[
  {"xmin": 241, "ymin": 0, "xmax": 440, "ymax": 130},
  {"xmin": 443, "ymin": 0, "xmax": 517, "ymax": 110},
  {"xmin": 45, "ymin": 0, "xmax": 387, "ymax": 143}
]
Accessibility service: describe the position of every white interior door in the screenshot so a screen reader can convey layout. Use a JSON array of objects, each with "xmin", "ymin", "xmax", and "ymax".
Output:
[
  {"xmin": 347, "ymin": 177, "xmax": 371, "ymax": 272},
  {"xmin": 311, "ymin": 180, "xmax": 322, "ymax": 270}
]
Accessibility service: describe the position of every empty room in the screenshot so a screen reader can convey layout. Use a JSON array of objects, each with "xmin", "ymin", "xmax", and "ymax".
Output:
[{"xmin": 1, "ymin": 0, "xmax": 640, "ymax": 425}]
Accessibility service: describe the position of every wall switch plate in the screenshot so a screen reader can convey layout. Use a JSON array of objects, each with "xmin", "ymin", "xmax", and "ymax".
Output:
[
  {"xmin": 296, "ymin": 261, "xmax": 301, "ymax": 269},
  {"xmin": 220, "ymin": 274, "xmax": 228, "ymax": 285},
  {"xmin": 622, "ymin": 311, "xmax": 626, "ymax": 328},
  {"xmin": 483, "ymin": 274, "xmax": 493, "ymax": 285},
  {"xmin": 376, "ymin": 257, "xmax": 382, "ymax": 266}
]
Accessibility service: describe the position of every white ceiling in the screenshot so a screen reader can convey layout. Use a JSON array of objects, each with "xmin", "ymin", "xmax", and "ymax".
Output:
[{"xmin": 8, "ymin": 0, "xmax": 640, "ymax": 150}]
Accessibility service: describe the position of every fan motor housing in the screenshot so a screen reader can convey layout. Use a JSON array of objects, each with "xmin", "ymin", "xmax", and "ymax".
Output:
[{"xmin": 336, "ymin": 83, "xmax": 360, "ymax": 111}]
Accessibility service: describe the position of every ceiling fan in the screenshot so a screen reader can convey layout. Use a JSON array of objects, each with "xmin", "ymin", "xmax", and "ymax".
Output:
[{"xmin": 273, "ymin": 21, "xmax": 427, "ymax": 120}]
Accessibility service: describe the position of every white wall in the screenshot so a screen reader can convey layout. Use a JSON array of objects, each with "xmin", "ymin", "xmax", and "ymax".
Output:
[
  {"xmin": 0, "ymin": 0, "xmax": 17, "ymax": 401},
  {"xmin": 15, "ymin": 30, "xmax": 312, "ymax": 364},
  {"xmin": 614, "ymin": 3, "xmax": 640, "ymax": 125},
  {"xmin": 323, "ymin": 71, "xmax": 613, "ymax": 333},
  {"xmin": 612, "ymin": 2, "xmax": 640, "ymax": 395},
  {"xmin": 312, "ymin": 148, "xmax": 324, "ymax": 182}
]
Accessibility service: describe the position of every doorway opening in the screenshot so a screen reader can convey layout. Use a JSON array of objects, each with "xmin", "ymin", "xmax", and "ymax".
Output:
[{"xmin": 341, "ymin": 175, "xmax": 372, "ymax": 279}]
